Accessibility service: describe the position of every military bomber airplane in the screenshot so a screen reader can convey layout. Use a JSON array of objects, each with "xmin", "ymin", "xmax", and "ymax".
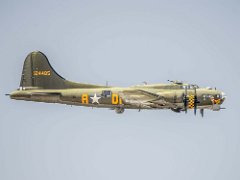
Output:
[{"xmin": 9, "ymin": 51, "xmax": 226, "ymax": 116}]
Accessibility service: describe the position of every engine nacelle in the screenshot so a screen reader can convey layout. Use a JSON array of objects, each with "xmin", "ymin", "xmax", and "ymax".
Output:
[{"xmin": 115, "ymin": 107, "xmax": 125, "ymax": 114}]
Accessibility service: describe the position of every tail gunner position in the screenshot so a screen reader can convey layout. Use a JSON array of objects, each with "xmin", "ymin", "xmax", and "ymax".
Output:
[{"xmin": 9, "ymin": 51, "xmax": 226, "ymax": 116}]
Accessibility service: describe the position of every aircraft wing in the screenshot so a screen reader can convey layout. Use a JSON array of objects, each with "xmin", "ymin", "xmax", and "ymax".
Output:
[{"xmin": 119, "ymin": 89, "xmax": 178, "ymax": 109}]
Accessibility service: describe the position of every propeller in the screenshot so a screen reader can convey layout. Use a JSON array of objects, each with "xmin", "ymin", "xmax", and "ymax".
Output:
[
  {"xmin": 200, "ymin": 109, "xmax": 204, "ymax": 117},
  {"xmin": 193, "ymin": 87, "xmax": 200, "ymax": 116},
  {"xmin": 182, "ymin": 86, "xmax": 189, "ymax": 114},
  {"xmin": 182, "ymin": 86, "xmax": 200, "ymax": 116}
]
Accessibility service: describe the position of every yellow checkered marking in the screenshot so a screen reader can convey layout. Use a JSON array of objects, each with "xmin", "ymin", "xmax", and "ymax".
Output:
[{"xmin": 188, "ymin": 95, "xmax": 195, "ymax": 109}]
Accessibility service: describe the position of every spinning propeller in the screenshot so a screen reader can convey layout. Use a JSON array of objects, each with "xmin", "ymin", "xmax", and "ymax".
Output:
[
  {"xmin": 183, "ymin": 86, "xmax": 189, "ymax": 114},
  {"xmin": 193, "ymin": 87, "xmax": 200, "ymax": 115}
]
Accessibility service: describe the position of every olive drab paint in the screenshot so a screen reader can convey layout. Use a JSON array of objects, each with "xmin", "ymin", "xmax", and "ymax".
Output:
[{"xmin": 10, "ymin": 51, "xmax": 226, "ymax": 115}]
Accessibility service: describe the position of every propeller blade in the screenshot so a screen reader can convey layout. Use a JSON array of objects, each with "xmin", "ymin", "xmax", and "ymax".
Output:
[
  {"xmin": 193, "ymin": 87, "xmax": 200, "ymax": 116},
  {"xmin": 194, "ymin": 87, "xmax": 197, "ymax": 95},
  {"xmin": 200, "ymin": 109, "xmax": 204, "ymax": 117},
  {"xmin": 183, "ymin": 86, "xmax": 188, "ymax": 113}
]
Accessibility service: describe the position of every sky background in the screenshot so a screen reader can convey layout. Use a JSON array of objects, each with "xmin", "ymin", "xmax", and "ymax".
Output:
[{"xmin": 0, "ymin": 0, "xmax": 240, "ymax": 180}]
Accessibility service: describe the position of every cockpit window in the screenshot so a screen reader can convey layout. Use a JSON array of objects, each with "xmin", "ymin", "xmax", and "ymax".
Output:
[
  {"xmin": 102, "ymin": 90, "xmax": 111, "ymax": 97},
  {"xmin": 181, "ymin": 84, "xmax": 199, "ymax": 89},
  {"xmin": 216, "ymin": 94, "xmax": 221, "ymax": 98},
  {"xmin": 203, "ymin": 94, "xmax": 214, "ymax": 101}
]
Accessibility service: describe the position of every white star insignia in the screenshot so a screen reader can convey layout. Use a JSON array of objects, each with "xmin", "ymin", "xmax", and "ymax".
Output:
[{"xmin": 90, "ymin": 93, "xmax": 101, "ymax": 104}]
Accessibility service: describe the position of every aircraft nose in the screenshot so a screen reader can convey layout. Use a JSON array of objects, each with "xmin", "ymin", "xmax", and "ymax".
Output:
[{"xmin": 221, "ymin": 91, "xmax": 227, "ymax": 100}]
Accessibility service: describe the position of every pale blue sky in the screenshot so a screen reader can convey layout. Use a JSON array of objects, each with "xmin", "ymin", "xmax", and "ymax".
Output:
[{"xmin": 0, "ymin": 0, "xmax": 240, "ymax": 180}]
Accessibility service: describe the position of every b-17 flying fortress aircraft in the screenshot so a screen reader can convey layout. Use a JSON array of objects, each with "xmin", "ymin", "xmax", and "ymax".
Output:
[{"xmin": 9, "ymin": 51, "xmax": 226, "ymax": 116}]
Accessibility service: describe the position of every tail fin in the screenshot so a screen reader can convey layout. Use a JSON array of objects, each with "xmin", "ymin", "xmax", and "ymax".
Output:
[{"xmin": 20, "ymin": 51, "xmax": 104, "ymax": 89}]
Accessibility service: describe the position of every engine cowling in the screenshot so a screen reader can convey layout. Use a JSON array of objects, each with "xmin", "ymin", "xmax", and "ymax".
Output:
[{"xmin": 115, "ymin": 107, "xmax": 125, "ymax": 114}]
